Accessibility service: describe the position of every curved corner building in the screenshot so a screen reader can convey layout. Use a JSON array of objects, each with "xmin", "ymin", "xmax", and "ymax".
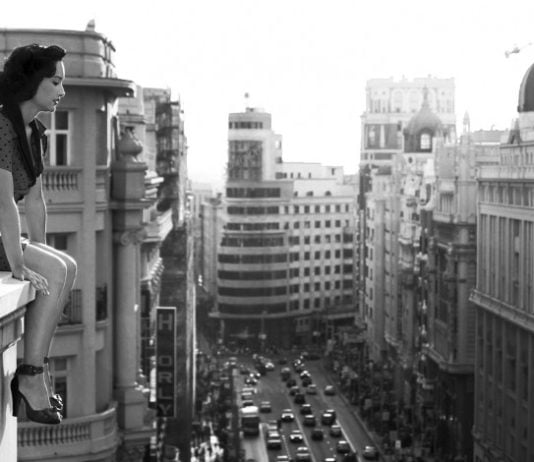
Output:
[{"xmin": 213, "ymin": 107, "xmax": 359, "ymax": 349}]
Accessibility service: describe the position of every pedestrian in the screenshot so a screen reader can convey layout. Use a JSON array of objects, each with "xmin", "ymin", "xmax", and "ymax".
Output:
[{"xmin": 0, "ymin": 43, "xmax": 77, "ymax": 425}]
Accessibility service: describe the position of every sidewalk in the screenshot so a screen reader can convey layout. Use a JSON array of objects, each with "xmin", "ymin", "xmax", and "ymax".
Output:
[{"xmin": 191, "ymin": 422, "xmax": 224, "ymax": 462}]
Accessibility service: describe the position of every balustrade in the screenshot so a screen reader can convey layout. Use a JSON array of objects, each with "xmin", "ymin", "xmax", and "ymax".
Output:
[{"xmin": 42, "ymin": 167, "xmax": 82, "ymax": 203}]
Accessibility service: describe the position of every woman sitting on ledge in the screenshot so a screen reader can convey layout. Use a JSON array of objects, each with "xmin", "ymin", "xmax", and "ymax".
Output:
[{"xmin": 0, "ymin": 44, "xmax": 77, "ymax": 425}]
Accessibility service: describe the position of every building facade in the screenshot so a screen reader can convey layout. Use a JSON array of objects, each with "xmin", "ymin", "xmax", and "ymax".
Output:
[
  {"xmin": 209, "ymin": 107, "xmax": 360, "ymax": 349},
  {"xmin": 470, "ymin": 64, "xmax": 534, "ymax": 462}
]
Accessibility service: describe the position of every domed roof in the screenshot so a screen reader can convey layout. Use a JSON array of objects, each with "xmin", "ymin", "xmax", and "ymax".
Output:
[
  {"xmin": 518, "ymin": 62, "xmax": 534, "ymax": 112},
  {"xmin": 404, "ymin": 90, "xmax": 443, "ymax": 136}
]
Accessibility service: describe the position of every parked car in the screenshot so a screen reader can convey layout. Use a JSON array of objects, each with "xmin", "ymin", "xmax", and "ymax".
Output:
[
  {"xmin": 289, "ymin": 429, "xmax": 304, "ymax": 443},
  {"xmin": 324, "ymin": 385, "xmax": 336, "ymax": 396},
  {"xmin": 362, "ymin": 445, "xmax": 379, "ymax": 460},
  {"xmin": 281, "ymin": 409, "xmax": 295, "ymax": 422},
  {"xmin": 311, "ymin": 428, "xmax": 324, "ymax": 441},
  {"xmin": 336, "ymin": 440, "xmax": 351, "ymax": 454}
]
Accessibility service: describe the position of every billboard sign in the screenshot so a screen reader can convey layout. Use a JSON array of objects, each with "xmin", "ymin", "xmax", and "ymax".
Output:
[{"xmin": 156, "ymin": 306, "xmax": 176, "ymax": 417}]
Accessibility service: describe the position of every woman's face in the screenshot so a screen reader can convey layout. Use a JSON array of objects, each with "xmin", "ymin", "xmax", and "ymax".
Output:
[{"xmin": 32, "ymin": 61, "xmax": 66, "ymax": 112}]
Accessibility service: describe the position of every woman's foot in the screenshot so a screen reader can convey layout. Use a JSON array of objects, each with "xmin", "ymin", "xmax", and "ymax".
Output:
[{"xmin": 16, "ymin": 373, "xmax": 52, "ymax": 410}]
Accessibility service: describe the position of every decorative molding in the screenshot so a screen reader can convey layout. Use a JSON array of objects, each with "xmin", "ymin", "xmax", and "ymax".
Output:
[{"xmin": 114, "ymin": 229, "xmax": 147, "ymax": 246}]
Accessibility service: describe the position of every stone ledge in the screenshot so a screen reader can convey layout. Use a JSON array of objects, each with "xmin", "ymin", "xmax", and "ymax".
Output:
[{"xmin": 0, "ymin": 272, "xmax": 35, "ymax": 353}]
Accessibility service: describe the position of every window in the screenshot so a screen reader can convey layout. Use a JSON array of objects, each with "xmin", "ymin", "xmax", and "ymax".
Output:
[
  {"xmin": 420, "ymin": 133, "xmax": 431, "ymax": 150},
  {"xmin": 39, "ymin": 110, "xmax": 71, "ymax": 166},
  {"xmin": 47, "ymin": 233, "xmax": 69, "ymax": 250}
]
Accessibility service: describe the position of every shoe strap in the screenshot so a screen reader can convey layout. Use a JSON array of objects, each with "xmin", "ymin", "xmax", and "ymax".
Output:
[{"xmin": 16, "ymin": 364, "xmax": 44, "ymax": 375}]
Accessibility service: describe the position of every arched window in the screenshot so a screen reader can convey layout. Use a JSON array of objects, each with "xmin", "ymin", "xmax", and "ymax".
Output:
[{"xmin": 420, "ymin": 133, "xmax": 431, "ymax": 150}]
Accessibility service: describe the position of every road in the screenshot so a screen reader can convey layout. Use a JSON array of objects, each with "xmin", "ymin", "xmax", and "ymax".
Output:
[{"xmin": 231, "ymin": 354, "xmax": 378, "ymax": 462}]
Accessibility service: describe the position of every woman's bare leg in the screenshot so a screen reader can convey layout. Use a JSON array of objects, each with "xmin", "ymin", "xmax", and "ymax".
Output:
[{"xmin": 16, "ymin": 244, "xmax": 70, "ymax": 410}]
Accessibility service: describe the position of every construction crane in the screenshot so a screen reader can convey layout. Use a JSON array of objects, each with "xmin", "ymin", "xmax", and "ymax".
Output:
[{"xmin": 505, "ymin": 42, "xmax": 532, "ymax": 58}]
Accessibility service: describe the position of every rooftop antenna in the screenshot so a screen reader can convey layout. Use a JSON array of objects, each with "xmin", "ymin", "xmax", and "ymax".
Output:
[{"xmin": 244, "ymin": 92, "xmax": 250, "ymax": 110}]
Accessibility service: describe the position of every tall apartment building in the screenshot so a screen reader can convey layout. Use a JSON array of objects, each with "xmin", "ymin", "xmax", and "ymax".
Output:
[
  {"xmin": 470, "ymin": 63, "xmax": 534, "ymax": 462},
  {"xmin": 360, "ymin": 77, "xmax": 457, "ymax": 366},
  {"xmin": 209, "ymin": 107, "xmax": 359, "ymax": 348},
  {"xmin": 0, "ymin": 26, "xmax": 169, "ymax": 461}
]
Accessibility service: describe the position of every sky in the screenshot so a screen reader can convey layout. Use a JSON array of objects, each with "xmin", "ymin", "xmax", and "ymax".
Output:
[{"xmin": 2, "ymin": 0, "xmax": 534, "ymax": 186}]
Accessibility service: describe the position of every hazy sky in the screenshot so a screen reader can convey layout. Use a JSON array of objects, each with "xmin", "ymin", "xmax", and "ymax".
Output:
[{"xmin": 2, "ymin": 0, "xmax": 534, "ymax": 185}]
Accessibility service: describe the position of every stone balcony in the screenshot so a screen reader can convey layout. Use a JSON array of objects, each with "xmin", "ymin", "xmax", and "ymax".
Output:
[
  {"xmin": 0, "ymin": 271, "xmax": 35, "ymax": 462},
  {"xmin": 18, "ymin": 403, "xmax": 119, "ymax": 462}
]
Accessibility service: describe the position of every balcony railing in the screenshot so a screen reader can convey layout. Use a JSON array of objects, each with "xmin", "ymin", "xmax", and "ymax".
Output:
[
  {"xmin": 42, "ymin": 167, "xmax": 82, "ymax": 203},
  {"xmin": 18, "ymin": 403, "xmax": 119, "ymax": 461}
]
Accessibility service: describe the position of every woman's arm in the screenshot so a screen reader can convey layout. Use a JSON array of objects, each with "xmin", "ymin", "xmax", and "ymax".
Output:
[
  {"xmin": 0, "ymin": 170, "xmax": 48, "ymax": 292},
  {"xmin": 24, "ymin": 177, "xmax": 47, "ymax": 244},
  {"xmin": 0, "ymin": 169, "xmax": 25, "ymax": 275}
]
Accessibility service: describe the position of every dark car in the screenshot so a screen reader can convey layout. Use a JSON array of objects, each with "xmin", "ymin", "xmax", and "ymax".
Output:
[
  {"xmin": 362, "ymin": 445, "xmax": 379, "ymax": 460},
  {"xmin": 311, "ymin": 428, "xmax": 324, "ymax": 441},
  {"xmin": 294, "ymin": 392, "xmax": 306, "ymax": 404},
  {"xmin": 324, "ymin": 385, "xmax": 336, "ymax": 396},
  {"xmin": 259, "ymin": 401, "xmax": 272, "ymax": 413},
  {"xmin": 303, "ymin": 414, "xmax": 316, "ymax": 427},
  {"xmin": 289, "ymin": 385, "xmax": 300, "ymax": 396},
  {"xmin": 301, "ymin": 376, "xmax": 312, "ymax": 387},
  {"xmin": 336, "ymin": 440, "xmax": 351, "ymax": 454},
  {"xmin": 300, "ymin": 403, "xmax": 312, "ymax": 415},
  {"xmin": 321, "ymin": 411, "xmax": 335, "ymax": 425},
  {"xmin": 286, "ymin": 378, "xmax": 297, "ymax": 388}
]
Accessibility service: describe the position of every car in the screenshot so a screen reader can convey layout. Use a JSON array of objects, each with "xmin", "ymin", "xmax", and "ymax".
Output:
[
  {"xmin": 299, "ymin": 370, "xmax": 311, "ymax": 379},
  {"xmin": 241, "ymin": 391, "xmax": 254, "ymax": 401},
  {"xmin": 242, "ymin": 387, "xmax": 257, "ymax": 395},
  {"xmin": 278, "ymin": 357, "xmax": 288, "ymax": 365},
  {"xmin": 289, "ymin": 385, "xmax": 300, "ymax": 395},
  {"xmin": 295, "ymin": 446, "xmax": 312, "ymax": 462},
  {"xmin": 301, "ymin": 376, "xmax": 312, "ymax": 387},
  {"xmin": 336, "ymin": 440, "xmax": 351, "ymax": 454},
  {"xmin": 266, "ymin": 419, "xmax": 279, "ymax": 431},
  {"xmin": 289, "ymin": 429, "xmax": 304, "ymax": 443},
  {"xmin": 321, "ymin": 411, "xmax": 335, "ymax": 425},
  {"xmin": 323, "ymin": 458, "xmax": 337, "ymax": 462},
  {"xmin": 239, "ymin": 366, "xmax": 250, "ymax": 375},
  {"xmin": 281, "ymin": 409, "xmax": 295, "ymax": 422},
  {"xmin": 306, "ymin": 384, "xmax": 318, "ymax": 394},
  {"xmin": 265, "ymin": 361, "xmax": 275, "ymax": 370},
  {"xmin": 286, "ymin": 378, "xmax": 297, "ymax": 388},
  {"xmin": 266, "ymin": 430, "xmax": 282, "ymax": 449},
  {"xmin": 362, "ymin": 445, "xmax": 380, "ymax": 460},
  {"xmin": 250, "ymin": 371, "xmax": 261, "ymax": 379},
  {"xmin": 311, "ymin": 428, "xmax": 324, "ymax": 441},
  {"xmin": 228, "ymin": 356, "xmax": 238, "ymax": 366},
  {"xmin": 325, "ymin": 408, "xmax": 337, "ymax": 419},
  {"xmin": 324, "ymin": 385, "xmax": 336, "ymax": 396},
  {"xmin": 303, "ymin": 414, "xmax": 316, "ymax": 427},
  {"xmin": 294, "ymin": 392, "xmax": 306, "ymax": 404},
  {"xmin": 244, "ymin": 376, "xmax": 258, "ymax": 385},
  {"xmin": 300, "ymin": 403, "xmax": 313, "ymax": 415},
  {"xmin": 259, "ymin": 401, "xmax": 272, "ymax": 413},
  {"xmin": 242, "ymin": 399, "xmax": 254, "ymax": 408},
  {"xmin": 329, "ymin": 424, "xmax": 342, "ymax": 437},
  {"xmin": 276, "ymin": 456, "xmax": 291, "ymax": 462}
]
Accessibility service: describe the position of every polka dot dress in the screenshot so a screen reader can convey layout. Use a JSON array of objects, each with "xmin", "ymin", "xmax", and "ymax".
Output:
[{"xmin": 0, "ymin": 112, "xmax": 38, "ymax": 271}]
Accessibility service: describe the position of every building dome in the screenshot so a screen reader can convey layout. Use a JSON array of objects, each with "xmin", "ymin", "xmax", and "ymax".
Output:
[
  {"xmin": 403, "ymin": 88, "xmax": 443, "ymax": 152},
  {"xmin": 404, "ymin": 95, "xmax": 443, "ymax": 136},
  {"xmin": 518, "ymin": 62, "xmax": 534, "ymax": 112}
]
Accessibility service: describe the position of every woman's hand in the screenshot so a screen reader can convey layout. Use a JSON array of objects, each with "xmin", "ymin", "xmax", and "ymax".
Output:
[{"xmin": 12, "ymin": 266, "xmax": 50, "ymax": 295}]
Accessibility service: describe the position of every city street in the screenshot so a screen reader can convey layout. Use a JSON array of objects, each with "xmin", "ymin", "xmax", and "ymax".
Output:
[{"xmin": 231, "ymin": 354, "xmax": 378, "ymax": 462}]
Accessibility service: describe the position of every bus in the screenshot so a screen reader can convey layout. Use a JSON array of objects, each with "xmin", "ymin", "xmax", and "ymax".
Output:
[{"xmin": 240, "ymin": 405, "xmax": 260, "ymax": 436}]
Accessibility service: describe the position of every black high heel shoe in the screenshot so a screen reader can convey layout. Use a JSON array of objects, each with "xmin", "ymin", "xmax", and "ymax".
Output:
[
  {"xmin": 43, "ymin": 357, "xmax": 63, "ymax": 411},
  {"xmin": 11, "ymin": 364, "xmax": 62, "ymax": 425}
]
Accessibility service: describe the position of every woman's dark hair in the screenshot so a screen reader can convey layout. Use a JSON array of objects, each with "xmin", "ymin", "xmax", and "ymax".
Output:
[{"xmin": 0, "ymin": 44, "xmax": 66, "ymax": 104}]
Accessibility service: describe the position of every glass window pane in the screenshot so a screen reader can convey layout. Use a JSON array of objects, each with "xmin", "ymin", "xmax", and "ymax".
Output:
[
  {"xmin": 56, "ymin": 134, "xmax": 68, "ymax": 165},
  {"xmin": 55, "ymin": 111, "xmax": 69, "ymax": 130}
]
